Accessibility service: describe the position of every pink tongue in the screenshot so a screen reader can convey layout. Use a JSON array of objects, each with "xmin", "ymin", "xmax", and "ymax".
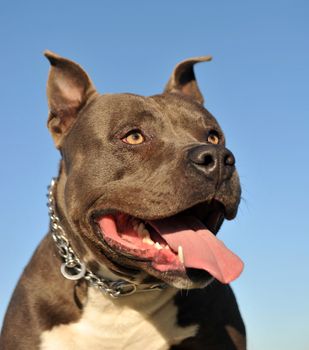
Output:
[{"xmin": 148, "ymin": 216, "xmax": 244, "ymax": 284}]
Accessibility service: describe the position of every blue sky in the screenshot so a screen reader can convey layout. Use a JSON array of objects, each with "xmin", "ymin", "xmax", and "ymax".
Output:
[{"xmin": 0, "ymin": 1, "xmax": 308, "ymax": 349}]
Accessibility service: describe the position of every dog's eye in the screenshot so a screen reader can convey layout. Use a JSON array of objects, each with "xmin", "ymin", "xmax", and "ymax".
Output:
[
  {"xmin": 207, "ymin": 132, "xmax": 220, "ymax": 145},
  {"xmin": 122, "ymin": 130, "xmax": 145, "ymax": 145}
]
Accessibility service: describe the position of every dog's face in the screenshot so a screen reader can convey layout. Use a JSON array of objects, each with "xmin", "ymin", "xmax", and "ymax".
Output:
[{"xmin": 45, "ymin": 52, "xmax": 242, "ymax": 289}]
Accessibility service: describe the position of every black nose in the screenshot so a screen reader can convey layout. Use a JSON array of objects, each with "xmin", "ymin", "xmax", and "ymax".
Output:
[{"xmin": 188, "ymin": 144, "xmax": 235, "ymax": 181}]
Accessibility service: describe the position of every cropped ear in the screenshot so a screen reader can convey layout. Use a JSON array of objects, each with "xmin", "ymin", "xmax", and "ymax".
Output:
[
  {"xmin": 164, "ymin": 56, "xmax": 212, "ymax": 105},
  {"xmin": 44, "ymin": 50, "xmax": 98, "ymax": 148}
]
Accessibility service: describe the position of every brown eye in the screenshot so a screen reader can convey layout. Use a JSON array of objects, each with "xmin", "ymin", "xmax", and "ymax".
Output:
[
  {"xmin": 207, "ymin": 132, "xmax": 220, "ymax": 145},
  {"xmin": 122, "ymin": 130, "xmax": 145, "ymax": 145}
]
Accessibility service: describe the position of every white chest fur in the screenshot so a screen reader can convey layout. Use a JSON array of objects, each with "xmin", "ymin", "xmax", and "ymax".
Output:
[{"xmin": 40, "ymin": 287, "xmax": 198, "ymax": 350}]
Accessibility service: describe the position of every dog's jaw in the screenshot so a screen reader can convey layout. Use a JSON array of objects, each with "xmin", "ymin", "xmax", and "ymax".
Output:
[{"xmin": 85, "ymin": 198, "xmax": 243, "ymax": 289}]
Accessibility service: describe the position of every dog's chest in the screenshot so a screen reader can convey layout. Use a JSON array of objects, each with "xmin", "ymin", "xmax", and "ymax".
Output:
[{"xmin": 40, "ymin": 287, "xmax": 198, "ymax": 350}]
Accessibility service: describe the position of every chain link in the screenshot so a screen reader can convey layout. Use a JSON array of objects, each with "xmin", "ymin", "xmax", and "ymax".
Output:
[{"xmin": 47, "ymin": 178, "xmax": 166, "ymax": 298}]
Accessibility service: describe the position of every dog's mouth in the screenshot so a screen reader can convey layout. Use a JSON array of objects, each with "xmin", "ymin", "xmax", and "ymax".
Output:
[{"xmin": 92, "ymin": 200, "xmax": 243, "ymax": 284}]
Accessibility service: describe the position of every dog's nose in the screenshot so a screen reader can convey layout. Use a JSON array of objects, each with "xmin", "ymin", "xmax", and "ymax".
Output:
[{"xmin": 188, "ymin": 145, "xmax": 235, "ymax": 181}]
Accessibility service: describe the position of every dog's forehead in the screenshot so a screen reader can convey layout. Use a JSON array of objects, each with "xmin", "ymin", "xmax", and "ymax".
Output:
[
  {"xmin": 150, "ymin": 93, "xmax": 220, "ymax": 127},
  {"xmin": 88, "ymin": 93, "xmax": 163, "ymax": 122},
  {"xmin": 84, "ymin": 92, "xmax": 220, "ymax": 131}
]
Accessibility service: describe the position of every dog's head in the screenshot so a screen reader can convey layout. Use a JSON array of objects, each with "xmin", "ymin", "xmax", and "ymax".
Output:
[{"xmin": 45, "ymin": 51, "xmax": 243, "ymax": 289}]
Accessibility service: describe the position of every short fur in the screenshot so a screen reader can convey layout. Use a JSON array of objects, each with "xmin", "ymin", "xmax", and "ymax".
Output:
[{"xmin": 0, "ymin": 52, "xmax": 246, "ymax": 350}]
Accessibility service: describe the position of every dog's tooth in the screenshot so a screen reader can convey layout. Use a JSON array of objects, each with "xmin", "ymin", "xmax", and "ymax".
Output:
[
  {"xmin": 138, "ymin": 222, "xmax": 145, "ymax": 233},
  {"xmin": 136, "ymin": 223, "xmax": 145, "ymax": 237},
  {"xmin": 142, "ymin": 228, "xmax": 150, "ymax": 237},
  {"xmin": 142, "ymin": 237, "xmax": 154, "ymax": 245},
  {"xmin": 155, "ymin": 242, "xmax": 162, "ymax": 250},
  {"xmin": 137, "ymin": 228, "xmax": 151, "ymax": 241},
  {"xmin": 178, "ymin": 246, "xmax": 184, "ymax": 264}
]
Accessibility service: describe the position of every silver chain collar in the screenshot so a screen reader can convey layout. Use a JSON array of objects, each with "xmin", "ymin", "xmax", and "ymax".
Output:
[{"xmin": 47, "ymin": 178, "xmax": 166, "ymax": 298}]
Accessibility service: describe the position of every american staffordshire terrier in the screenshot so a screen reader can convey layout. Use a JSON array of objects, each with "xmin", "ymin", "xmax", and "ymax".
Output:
[{"xmin": 0, "ymin": 51, "xmax": 246, "ymax": 349}]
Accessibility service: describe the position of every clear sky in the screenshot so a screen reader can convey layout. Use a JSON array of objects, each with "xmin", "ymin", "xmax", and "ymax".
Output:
[{"xmin": 0, "ymin": 1, "xmax": 308, "ymax": 349}]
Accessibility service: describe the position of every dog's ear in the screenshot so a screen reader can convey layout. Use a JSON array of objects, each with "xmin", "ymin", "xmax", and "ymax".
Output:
[
  {"xmin": 44, "ymin": 50, "xmax": 98, "ymax": 148},
  {"xmin": 164, "ymin": 56, "xmax": 212, "ymax": 105}
]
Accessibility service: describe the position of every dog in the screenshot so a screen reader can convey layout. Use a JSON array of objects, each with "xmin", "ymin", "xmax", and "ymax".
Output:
[{"xmin": 0, "ymin": 51, "xmax": 246, "ymax": 350}]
